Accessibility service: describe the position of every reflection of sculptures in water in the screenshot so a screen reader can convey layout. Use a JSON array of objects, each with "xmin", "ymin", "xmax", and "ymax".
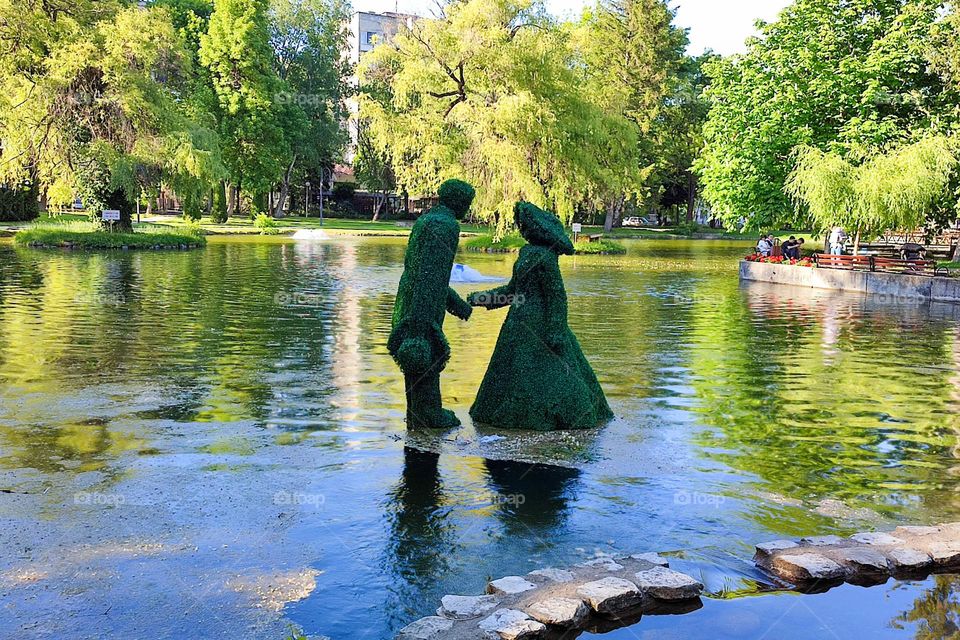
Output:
[
  {"xmin": 892, "ymin": 575, "xmax": 960, "ymax": 639},
  {"xmin": 483, "ymin": 459, "xmax": 581, "ymax": 534},
  {"xmin": 381, "ymin": 447, "xmax": 457, "ymax": 628}
]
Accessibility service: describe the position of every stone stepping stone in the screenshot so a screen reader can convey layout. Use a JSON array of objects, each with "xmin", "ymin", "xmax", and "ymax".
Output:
[
  {"xmin": 528, "ymin": 568, "xmax": 575, "ymax": 583},
  {"xmin": 576, "ymin": 577, "xmax": 643, "ymax": 614},
  {"xmin": 755, "ymin": 540, "xmax": 799, "ymax": 558},
  {"xmin": 525, "ymin": 597, "xmax": 589, "ymax": 627},
  {"xmin": 478, "ymin": 609, "xmax": 546, "ymax": 640},
  {"xmin": 488, "ymin": 576, "xmax": 537, "ymax": 596},
  {"xmin": 630, "ymin": 552, "xmax": 669, "ymax": 567},
  {"xmin": 634, "ymin": 567, "xmax": 704, "ymax": 601},
  {"xmin": 926, "ymin": 541, "xmax": 960, "ymax": 566},
  {"xmin": 579, "ymin": 557, "xmax": 624, "ymax": 571},
  {"xmin": 770, "ymin": 553, "xmax": 847, "ymax": 582},
  {"xmin": 835, "ymin": 548, "xmax": 890, "ymax": 573},
  {"xmin": 850, "ymin": 532, "xmax": 903, "ymax": 546},
  {"xmin": 888, "ymin": 547, "xmax": 932, "ymax": 571},
  {"xmin": 800, "ymin": 535, "xmax": 845, "ymax": 547},
  {"xmin": 438, "ymin": 594, "xmax": 499, "ymax": 620},
  {"xmin": 397, "ymin": 616, "xmax": 454, "ymax": 639}
]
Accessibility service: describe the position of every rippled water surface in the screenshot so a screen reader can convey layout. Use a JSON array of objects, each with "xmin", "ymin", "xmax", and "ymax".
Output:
[{"xmin": 1, "ymin": 236, "xmax": 960, "ymax": 639}]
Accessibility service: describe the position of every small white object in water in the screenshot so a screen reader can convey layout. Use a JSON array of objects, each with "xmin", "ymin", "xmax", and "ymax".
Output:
[
  {"xmin": 450, "ymin": 263, "xmax": 503, "ymax": 283},
  {"xmin": 292, "ymin": 229, "xmax": 329, "ymax": 240},
  {"xmin": 479, "ymin": 435, "xmax": 506, "ymax": 444}
]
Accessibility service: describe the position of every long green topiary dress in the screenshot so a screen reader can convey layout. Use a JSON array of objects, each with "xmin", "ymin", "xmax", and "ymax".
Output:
[{"xmin": 468, "ymin": 202, "xmax": 613, "ymax": 431}]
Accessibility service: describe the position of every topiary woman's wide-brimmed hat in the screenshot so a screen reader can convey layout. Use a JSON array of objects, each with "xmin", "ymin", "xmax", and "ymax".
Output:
[{"xmin": 514, "ymin": 201, "xmax": 575, "ymax": 255}]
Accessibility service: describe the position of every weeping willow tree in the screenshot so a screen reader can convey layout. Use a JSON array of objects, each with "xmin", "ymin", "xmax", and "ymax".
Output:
[
  {"xmin": 356, "ymin": 0, "xmax": 642, "ymax": 231},
  {"xmin": 787, "ymin": 136, "xmax": 958, "ymax": 253}
]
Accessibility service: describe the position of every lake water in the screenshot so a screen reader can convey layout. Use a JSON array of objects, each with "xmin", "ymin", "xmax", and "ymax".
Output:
[{"xmin": 1, "ymin": 236, "xmax": 959, "ymax": 639}]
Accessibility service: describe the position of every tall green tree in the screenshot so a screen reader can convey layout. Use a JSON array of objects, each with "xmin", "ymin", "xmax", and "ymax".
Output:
[
  {"xmin": 358, "ymin": 0, "xmax": 641, "ymax": 228},
  {"xmin": 697, "ymin": 0, "xmax": 960, "ymax": 231},
  {"xmin": 787, "ymin": 136, "xmax": 958, "ymax": 252},
  {"xmin": 649, "ymin": 53, "xmax": 714, "ymax": 225},
  {"xmin": 200, "ymin": 0, "xmax": 291, "ymax": 214},
  {"xmin": 269, "ymin": 0, "xmax": 350, "ymax": 217},
  {"xmin": 0, "ymin": 0, "xmax": 214, "ymax": 229},
  {"xmin": 572, "ymin": 0, "xmax": 688, "ymax": 230}
]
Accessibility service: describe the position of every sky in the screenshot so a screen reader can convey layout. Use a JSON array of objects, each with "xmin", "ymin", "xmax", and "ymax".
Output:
[{"xmin": 354, "ymin": 0, "xmax": 793, "ymax": 56}]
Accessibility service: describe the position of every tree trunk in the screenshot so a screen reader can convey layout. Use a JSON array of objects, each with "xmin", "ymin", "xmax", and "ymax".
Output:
[
  {"xmin": 686, "ymin": 173, "xmax": 696, "ymax": 224},
  {"xmin": 603, "ymin": 195, "xmax": 625, "ymax": 233},
  {"xmin": 853, "ymin": 227, "xmax": 862, "ymax": 256},
  {"xmin": 952, "ymin": 239, "xmax": 960, "ymax": 262},
  {"xmin": 274, "ymin": 155, "xmax": 296, "ymax": 219},
  {"xmin": 371, "ymin": 192, "xmax": 383, "ymax": 221}
]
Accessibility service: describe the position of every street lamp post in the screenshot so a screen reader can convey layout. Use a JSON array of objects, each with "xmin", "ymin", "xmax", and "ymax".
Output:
[{"xmin": 305, "ymin": 181, "xmax": 311, "ymax": 217}]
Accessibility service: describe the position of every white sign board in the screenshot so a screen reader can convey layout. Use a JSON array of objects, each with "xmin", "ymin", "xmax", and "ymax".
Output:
[
  {"xmin": 102, "ymin": 210, "xmax": 121, "ymax": 222},
  {"xmin": 572, "ymin": 223, "xmax": 582, "ymax": 233}
]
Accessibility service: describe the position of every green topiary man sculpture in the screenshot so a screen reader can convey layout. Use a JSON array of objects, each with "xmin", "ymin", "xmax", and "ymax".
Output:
[
  {"xmin": 388, "ymin": 179, "xmax": 475, "ymax": 429},
  {"xmin": 468, "ymin": 201, "xmax": 613, "ymax": 430}
]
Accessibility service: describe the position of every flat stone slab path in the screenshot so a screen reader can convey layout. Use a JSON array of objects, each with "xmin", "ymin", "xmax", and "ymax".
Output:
[
  {"xmin": 755, "ymin": 522, "xmax": 960, "ymax": 587},
  {"xmin": 398, "ymin": 523, "xmax": 960, "ymax": 639}
]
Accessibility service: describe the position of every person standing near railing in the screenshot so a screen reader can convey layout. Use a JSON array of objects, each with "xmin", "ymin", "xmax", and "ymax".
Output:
[{"xmin": 828, "ymin": 227, "xmax": 848, "ymax": 255}]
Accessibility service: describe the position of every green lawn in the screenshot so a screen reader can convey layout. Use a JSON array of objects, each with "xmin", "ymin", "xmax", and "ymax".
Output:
[{"xmin": 4, "ymin": 212, "xmax": 489, "ymax": 236}]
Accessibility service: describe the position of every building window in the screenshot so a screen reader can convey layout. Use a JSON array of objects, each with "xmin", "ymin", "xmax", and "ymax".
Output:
[{"xmin": 365, "ymin": 31, "xmax": 379, "ymax": 45}]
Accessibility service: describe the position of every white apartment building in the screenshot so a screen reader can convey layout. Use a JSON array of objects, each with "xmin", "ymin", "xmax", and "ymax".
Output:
[
  {"xmin": 341, "ymin": 11, "xmax": 419, "ymax": 171},
  {"xmin": 347, "ymin": 11, "xmax": 419, "ymax": 66}
]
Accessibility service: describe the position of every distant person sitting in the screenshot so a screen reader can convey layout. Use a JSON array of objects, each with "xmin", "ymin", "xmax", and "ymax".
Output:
[
  {"xmin": 781, "ymin": 236, "xmax": 798, "ymax": 259},
  {"xmin": 756, "ymin": 234, "xmax": 774, "ymax": 257},
  {"xmin": 900, "ymin": 242, "xmax": 926, "ymax": 261},
  {"xmin": 793, "ymin": 238, "xmax": 806, "ymax": 258},
  {"xmin": 783, "ymin": 237, "xmax": 805, "ymax": 260}
]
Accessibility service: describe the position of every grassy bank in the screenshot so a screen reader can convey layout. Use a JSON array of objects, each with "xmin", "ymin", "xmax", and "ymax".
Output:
[
  {"xmin": 463, "ymin": 233, "xmax": 626, "ymax": 255},
  {"xmin": 573, "ymin": 239, "xmax": 627, "ymax": 254},
  {"xmin": 15, "ymin": 221, "xmax": 205, "ymax": 249},
  {"xmin": 140, "ymin": 214, "xmax": 488, "ymax": 236}
]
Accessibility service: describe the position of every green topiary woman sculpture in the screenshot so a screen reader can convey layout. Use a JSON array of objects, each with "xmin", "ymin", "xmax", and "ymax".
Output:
[
  {"xmin": 468, "ymin": 201, "xmax": 613, "ymax": 430},
  {"xmin": 388, "ymin": 179, "xmax": 475, "ymax": 429}
]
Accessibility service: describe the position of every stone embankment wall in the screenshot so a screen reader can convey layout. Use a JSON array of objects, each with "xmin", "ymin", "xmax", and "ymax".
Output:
[
  {"xmin": 399, "ymin": 522, "xmax": 960, "ymax": 640},
  {"xmin": 739, "ymin": 261, "xmax": 960, "ymax": 303}
]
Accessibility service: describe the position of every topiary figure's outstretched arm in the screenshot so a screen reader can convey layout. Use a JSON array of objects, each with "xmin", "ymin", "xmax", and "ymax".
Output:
[
  {"xmin": 446, "ymin": 287, "xmax": 473, "ymax": 320},
  {"xmin": 467, "ymin": 281, "xmax": 514, "ymax": 309}
]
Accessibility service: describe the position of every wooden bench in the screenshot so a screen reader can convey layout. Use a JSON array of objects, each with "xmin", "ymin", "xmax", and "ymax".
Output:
[
  {"xmin": 585, "ymin": 234, "xmax": 603, "ymax": 243},
  {"xmin": 871, "ymin": 257, "xmax": 940, "ymax": 276},
  {"xmin": 814, "ymin": 254, "xmax": 944, "ymax": 276},
  {"xmin": 813, "ymin": 254, "xmax": 873, "ymax": 270}
]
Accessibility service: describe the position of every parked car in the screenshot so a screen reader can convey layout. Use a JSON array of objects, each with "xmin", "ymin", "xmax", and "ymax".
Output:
[{"xmin": 622, "ymin": 216, "xmax": 650, "ymax": 227}]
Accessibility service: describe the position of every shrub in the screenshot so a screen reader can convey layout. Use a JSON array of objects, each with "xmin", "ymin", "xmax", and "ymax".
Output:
[
  {"xmin": 253, "ymin": 213, "xmax": 279, "ymax": 235},
  {"xmin": 182, "ymin": 191, "xmax": 203, "ymax": 221},
  {"xmin": 211, "ymin": 184, "xmax": 228, "ymax": 223}
]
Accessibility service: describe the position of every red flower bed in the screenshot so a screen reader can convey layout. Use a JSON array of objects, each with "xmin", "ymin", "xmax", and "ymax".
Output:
[{"xmin": 744, "ymin": 254, "xmax": 814, "ymax": 267}]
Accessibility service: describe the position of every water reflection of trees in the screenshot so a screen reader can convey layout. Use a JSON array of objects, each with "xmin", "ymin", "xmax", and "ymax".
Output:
[
  {"xmin": 0, "ymin": 241, "xmax": 411, "ymax": 476},
  {"xmin": 893, "ymin": 575, "xmax": 960, "ymax": 639},
  {"xmin": 688, "ymin": 283, "xmax": 960, "ymax": 529}
]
